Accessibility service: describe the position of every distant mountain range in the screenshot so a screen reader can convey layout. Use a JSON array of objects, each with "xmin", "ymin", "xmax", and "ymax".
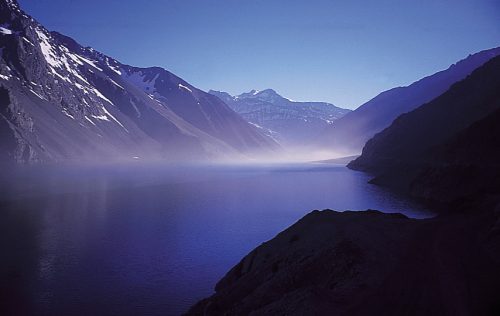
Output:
[
  {"xmin": 0, "ymin": 0, "xmax": 279, "ymax": 164},
  {"xmin": 209, "ymin": 89, "xmax": 350, "ymax": 147},
  {"xmin": 319, "ymin": 47, "xmax": 500, "ymax": 155}
]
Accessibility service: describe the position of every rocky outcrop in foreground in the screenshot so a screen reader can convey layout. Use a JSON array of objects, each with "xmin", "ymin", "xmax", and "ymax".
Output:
[{"xmin": 187, "ymin": 208, "xmax": 500, "ymax": 315}]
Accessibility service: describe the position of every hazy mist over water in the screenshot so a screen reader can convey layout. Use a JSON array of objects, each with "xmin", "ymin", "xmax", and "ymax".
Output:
[{"xmin": 0, "ymin": 163, "xmax": 432, "ymax": 315}]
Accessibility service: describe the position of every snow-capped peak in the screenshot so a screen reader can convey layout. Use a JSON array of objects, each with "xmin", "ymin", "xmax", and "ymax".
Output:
[{"xmin": 237, "ymin": 88, "xmax": 284, "ymax": 104}]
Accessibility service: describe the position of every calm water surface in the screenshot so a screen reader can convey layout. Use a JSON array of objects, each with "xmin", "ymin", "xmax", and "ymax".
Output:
[{"xmin": 0, "ymin": 163, "xmax": 432, "ymax": 315}]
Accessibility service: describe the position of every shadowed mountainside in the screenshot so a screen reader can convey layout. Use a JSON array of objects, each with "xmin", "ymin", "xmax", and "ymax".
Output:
[
  {"xmin": 319, "ymin": 47, "xmax": 500, "ymax": 155},
  {"xmin": 348, "ymin": 55, "xmax": 500, "ymax": 203}
]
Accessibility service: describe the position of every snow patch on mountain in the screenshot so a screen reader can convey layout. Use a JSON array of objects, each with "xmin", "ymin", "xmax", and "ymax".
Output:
[
  {"xmin": 61, "ymin": 109, "xmax": 74, "ymax": 119},
  {"xmin": 108, "ymin": 78, "xmax": 124, "ymax": 89},
  {"xmin": 108, "ymin": 64, "xmax": 122, "ymax": 75},
  {"xmin": 122, "ymin": 71, "xmax": 158, "ymax": 93},
  {"xmin": 178, "ymin": 83, "xmax": 192, "ymax": 93},
  {"xmin": 76, "ymin": 55, "xmax": 103, "ymax": 71},
  {"xmin": 22, "ymin": 37, "xmax": 34, "ymax": 46},
  {"xmin": 29, "ymin": 88, "xmax": 47, "ymax": 100},
  {"xmin": 36, "ymin": 28, "xmax": 62, "ymax": 68},
  {"xmin": 0, "ymin": 26, "xmax": 13, "ymax": 35}
]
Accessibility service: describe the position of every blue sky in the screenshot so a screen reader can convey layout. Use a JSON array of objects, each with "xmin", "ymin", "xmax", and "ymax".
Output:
[{"xmin": 19, "ymin": 0, "xmax": 500, "ymax": 109}]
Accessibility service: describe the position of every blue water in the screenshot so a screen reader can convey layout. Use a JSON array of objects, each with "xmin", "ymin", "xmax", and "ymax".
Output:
[{"xmin": 0, "ymin": 163, "xmax": 432, "ymax": 315}]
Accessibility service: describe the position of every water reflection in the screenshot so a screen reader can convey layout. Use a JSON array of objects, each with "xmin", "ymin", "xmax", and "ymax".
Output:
[{"xmin": 0, "ymin": 163, "xmax": 432, "ymax": 315}]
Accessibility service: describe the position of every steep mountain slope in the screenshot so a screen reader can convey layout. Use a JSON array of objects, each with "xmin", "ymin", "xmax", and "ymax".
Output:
[
  {"xmin": 0, "ymin": 0, "xmax": 278, "ymax": 164},
  {"xmin": 348, "ymin": 55, "xmax": 500, "ymax": 201},
  {"xmin": 408, "ymin": 106, "xmax": 500, "ymax": 204},
  {"xmin": 320, "ymin": 47, "xmax": 500, "ymax": 154},
  {"xmin": 209, "ymin": 89, "xmax": 350, "ymax": 146}
]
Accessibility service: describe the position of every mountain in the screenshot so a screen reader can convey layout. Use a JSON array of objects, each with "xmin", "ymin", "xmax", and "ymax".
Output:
[
  {"xmin": 0, "ymin": 0, "xmax": 279, "ymax": 164},
  {"xmin": 408, "ymin": 106, "xmax": 500, "ymax": 204},
  {"xmin": 209, "ymin": 89, "xmax": 350, "ymax": 147},
  {"xmin": 319, "ymin": 47, "xmax": 500, "ymax": 155},
  {"xmin": 188, "ymin": 56, "xmax": 500, "ymax": 316},
  {"xmin": 348, "ymin": 55, "xmax": 500, "ymax": 203}
]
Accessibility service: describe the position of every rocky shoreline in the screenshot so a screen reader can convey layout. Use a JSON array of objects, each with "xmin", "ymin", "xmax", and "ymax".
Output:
[{"xmin": 187, "ymin": 201, "xmax": 500, "ymax": 315}]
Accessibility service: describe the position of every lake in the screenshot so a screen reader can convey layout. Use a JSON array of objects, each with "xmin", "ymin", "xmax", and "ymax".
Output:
[{"xmin": 0, "ymin": 163, "xmax": 432, "ymax": 315}]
